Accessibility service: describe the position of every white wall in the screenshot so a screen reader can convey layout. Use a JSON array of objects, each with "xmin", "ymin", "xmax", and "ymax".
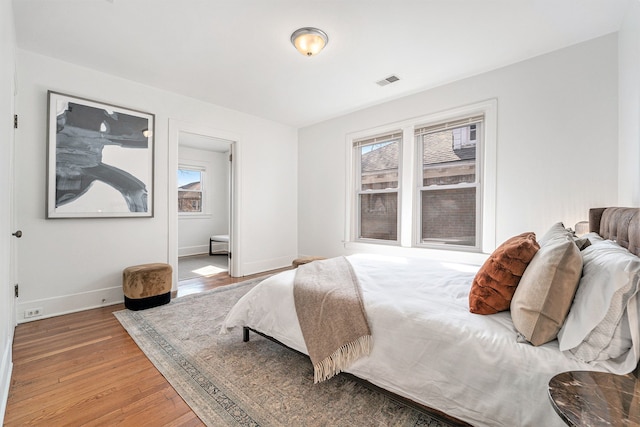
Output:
[
  {"xmin": 0, "ymin": 0, "xmax": 16, "ymax": 421},
  {"xmin": 178, "ymin": 145, "xmax": 229, "ymax": 256},
  {"xmin": 14, "ymin": 49, "xmax": 298, "ymax": 322},
  {"xmin": 619, "ymin": 1, "xmax": 640, "ymax": 206},
  {"xmin": 298, "ymin": 34, "xmax": 619, "ymax": 260}
]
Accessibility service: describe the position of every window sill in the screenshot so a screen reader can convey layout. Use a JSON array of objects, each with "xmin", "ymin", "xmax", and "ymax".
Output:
[{"xmin": 178, "ymin": 213, "xmax": 212, "ymax": 220}]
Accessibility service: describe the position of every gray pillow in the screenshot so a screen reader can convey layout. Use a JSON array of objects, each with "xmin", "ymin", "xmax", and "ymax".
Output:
[
  {"xmin": 538, "ymin": 222, "xmax": 571, "ymax": 247},
  {"xmin": 510, "ymin": 235, "xmax": 582, "ymax": 346}
]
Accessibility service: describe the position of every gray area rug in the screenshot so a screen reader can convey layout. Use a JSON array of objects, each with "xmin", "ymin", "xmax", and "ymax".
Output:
[
  {"xmin": 114, "ymin": 278, "xmax": 464, "ymax": 427},
  {"xmin": 178, "ymin": 254, "xmax": 228, "ymax": 281}
]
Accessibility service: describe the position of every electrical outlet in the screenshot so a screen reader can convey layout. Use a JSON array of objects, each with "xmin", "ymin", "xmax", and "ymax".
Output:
[{"xmin": 24, "ymin": 307, "xmax": 43, "ymax": 318}]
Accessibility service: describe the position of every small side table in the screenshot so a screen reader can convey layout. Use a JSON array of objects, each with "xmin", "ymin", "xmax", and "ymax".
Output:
[{"xmin": 548, "ymin": 370, "xmax": 640, "ymax": 426}]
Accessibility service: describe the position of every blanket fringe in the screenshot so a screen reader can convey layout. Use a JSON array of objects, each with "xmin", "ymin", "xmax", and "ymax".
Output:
[{"xmin": 313, "ymin": 335, "xmax": 372, "ymax": 383}]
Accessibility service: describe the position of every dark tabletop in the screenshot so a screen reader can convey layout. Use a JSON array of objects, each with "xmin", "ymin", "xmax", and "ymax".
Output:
[{"xmin": 548, "ymin": 370, "xmax": 640, "ymax": 426}]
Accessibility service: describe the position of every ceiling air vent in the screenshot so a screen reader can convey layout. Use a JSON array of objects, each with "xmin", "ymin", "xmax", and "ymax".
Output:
[{"xmin": 376, "ymin": 75, "xmax": 400, "ymax": 87}]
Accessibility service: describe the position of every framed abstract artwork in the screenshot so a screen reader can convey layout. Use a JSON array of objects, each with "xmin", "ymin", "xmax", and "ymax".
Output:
[{"xmin": 46, "ymin": 91, "xmax": 155, "ymax": 218}]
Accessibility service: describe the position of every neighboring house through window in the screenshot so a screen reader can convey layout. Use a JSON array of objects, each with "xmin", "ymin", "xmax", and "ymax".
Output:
[
  {"xmin": 354, "ymin": 132, "xmax": 402, "ymax": 242},
  {"xmin": 348, "ymin": 100, "xmax": 497, "ymax": 253},
  {"xmin": 178, "ymin": 167, "xmax": 203, "ymax": 213},
  {"xmin": 416, "ymin": 115, "xmax": 482, "ymax": 248}
]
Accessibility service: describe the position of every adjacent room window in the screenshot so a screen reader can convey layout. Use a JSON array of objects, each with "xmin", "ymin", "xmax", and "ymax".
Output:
[
  {"xmin": 353, "ymin": 131, "xmax": 402, "ymax": 242},
  {"xmin": 415, "ymin": 115, "xmax": 482, "ymax": 249},
  {"xmin": 177, "ymin": 167, "xmax": 204, "ymax": 213}
]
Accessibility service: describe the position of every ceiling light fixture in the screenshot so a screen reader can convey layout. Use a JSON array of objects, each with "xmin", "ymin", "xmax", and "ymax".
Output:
[{"xmin": 290, "ymin": 27, "xmax": 328, "ymax": 57}]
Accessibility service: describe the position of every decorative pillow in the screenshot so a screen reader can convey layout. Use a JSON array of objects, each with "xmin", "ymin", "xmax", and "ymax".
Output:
[
  {"xmin": 539, "ymin": 222, "xmax": 592, "ymax": 250},
  {"xmin": 538, "ymin": 222, "xmax": 571, "ymax": 247},
  {"xmin": 557, "ymin": 240, "xmax": 640, "ymax": 365},
  {"xmin": 510, "ymin": 235, "xmax": 582, "ymax": 346},
  {"xmin": 573, "ymin": 237, "xmax": 591, "ymax": 251},
  {"xmin": 469, "ymin": 232, "xmax": 539, "ymax": 315}
]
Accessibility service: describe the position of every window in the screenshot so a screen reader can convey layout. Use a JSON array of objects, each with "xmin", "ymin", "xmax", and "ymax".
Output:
[
  {"xmin": 177, "ymin": 167, "xmax": 203, "ymax": 213},
  {"xmin": 416, "ymin": 115, "xmax": 483, "ymax": 249},
  {"xmin": 353, "ymin": 132, "xmax": 402, "ymax": 242},
  {"xmin": 348, "ymin": 99, "xmax": 496, "ymax": 254}
]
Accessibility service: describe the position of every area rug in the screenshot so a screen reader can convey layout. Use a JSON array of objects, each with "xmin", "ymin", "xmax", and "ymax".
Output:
[{"xmin": 114, "ymin": 278, "xmax": 465, "ymax": 427}]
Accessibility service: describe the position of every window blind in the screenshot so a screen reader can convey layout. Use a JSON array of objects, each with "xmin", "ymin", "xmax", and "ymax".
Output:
[
  {"xmin": 353, "ymin": 131, "xmax": 402, "ymax": 148},
  {"xmin": 414, "ymin": 115, "xmax": 484, "ymax": 137}
]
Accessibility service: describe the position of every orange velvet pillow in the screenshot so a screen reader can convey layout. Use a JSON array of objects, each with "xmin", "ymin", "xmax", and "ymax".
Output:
[{"xmin": 469, "ymin": 232, "xmax": 540, "ymax": 315}]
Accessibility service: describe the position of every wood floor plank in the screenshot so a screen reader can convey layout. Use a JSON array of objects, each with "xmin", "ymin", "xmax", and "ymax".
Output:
[{"xmin": 5, "ymin": 267, "xmax": 287, "ymax": 426}]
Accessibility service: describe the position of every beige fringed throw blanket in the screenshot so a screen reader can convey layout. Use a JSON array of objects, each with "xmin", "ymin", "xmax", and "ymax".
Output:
[{"xmin": 293, "ymin": 256, "xmax": 371, "ymax": 383}]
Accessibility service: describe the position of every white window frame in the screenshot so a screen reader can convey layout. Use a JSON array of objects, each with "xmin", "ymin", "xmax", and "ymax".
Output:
[
  {"xmin": 415, "ymin": 114, "xmax": 484, "ymax": 252},
  {"xmin": 345, "ymin": 99, "xmax": 497, "ymax": 257},
  {"xmin": 353, "ymin": 131, "xmax": 403, "ymax": 245},
  {"xmin": 177, "ymin": 163, "xmax": 208, "ymax": 217}
]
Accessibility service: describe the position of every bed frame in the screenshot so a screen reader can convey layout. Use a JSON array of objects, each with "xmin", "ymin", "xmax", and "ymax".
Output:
[
  {"xmin": 591, "ymin": 207, "xmax": 640, "ymax": 377},
  {"xmin": 590, "ymin": 207, "xmax": 640, "ymax": 256}
]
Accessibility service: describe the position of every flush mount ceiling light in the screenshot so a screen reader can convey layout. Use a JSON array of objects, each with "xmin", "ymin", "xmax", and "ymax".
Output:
[{"xmin": 290, "ymin": 27, "xmax": 328, "ymax": 57}]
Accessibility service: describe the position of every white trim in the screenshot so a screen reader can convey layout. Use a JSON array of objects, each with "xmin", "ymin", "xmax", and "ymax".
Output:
[
  {"xmin": 178, "ymin": 213, "xmax": 212, "ymax": 220},
  {"xmin": 168, "ymin": 120, "xmax": 242, "ymax": 284},
  {"xmin": 344, "ymin": 99, "xmax": 498, "ymax": 254},
  {"xmin": 177, "ymin": 245, "xmax": 210, "ymax": 257},
  {"xmin": 0, "ymin": 330, "xmax": 12, "ymax": 426},
  {"xmin": 400, "ymin": 126, "xmax": 415, "ymax": 246},
  {"xmin": 16, "ymin": 286, "xmax": 124, "ymax": 324},
  {"xmin": 241, "ymin": 255, "xmax": 295, "ymax": 277},
  {"xmin": 482, "ymin": 99, "xmax": 498, "ymax": 253}
]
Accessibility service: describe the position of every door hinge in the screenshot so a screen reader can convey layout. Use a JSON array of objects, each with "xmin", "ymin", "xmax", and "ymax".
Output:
[
  {"xmin": 229, "ymin": 153, "xmax": 232, "ymax": 162},
  {"xmin": 228, "ymin": 252, "xmax": 232, "ymax": 259},
  {"xmin": 14, "ymin": 284, "xmax": 18, "ymax": 298},
  {"xmin": 14, "ymin": 114, "xmax": 18, "ymax": 129}
]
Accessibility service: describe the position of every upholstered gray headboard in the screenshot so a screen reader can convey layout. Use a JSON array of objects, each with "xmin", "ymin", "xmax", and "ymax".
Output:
[{"xmin": 590, "ymin": 207, "xmax": 640, "ymax": 256}]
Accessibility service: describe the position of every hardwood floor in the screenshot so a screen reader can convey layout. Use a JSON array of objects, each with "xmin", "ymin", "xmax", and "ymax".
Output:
[{"xmin": 4, "ymin": 268, "xmax": 290, "ymax": 426}]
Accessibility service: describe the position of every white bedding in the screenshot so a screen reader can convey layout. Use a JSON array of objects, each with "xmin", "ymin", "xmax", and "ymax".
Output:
[{"xmin": 221, "ymin": 253, "xmax": 618, "ymax": 427}]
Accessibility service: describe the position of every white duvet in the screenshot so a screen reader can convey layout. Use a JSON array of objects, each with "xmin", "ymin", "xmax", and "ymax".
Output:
[{"xmin": 222, "ymin": 254, "xmax": 613, "ymax": 427}]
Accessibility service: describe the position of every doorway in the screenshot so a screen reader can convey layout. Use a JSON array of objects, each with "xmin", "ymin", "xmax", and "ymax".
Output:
[
  {"xmin": 177, "ymin": 132, "xmax": 232, "ymax": 282},
  {"xmin": 168, "ymin": 120, "xmax": 240, "ymax": 290}
]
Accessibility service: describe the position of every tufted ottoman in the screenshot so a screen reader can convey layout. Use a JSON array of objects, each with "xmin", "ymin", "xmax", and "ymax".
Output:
[{"xmin": 122, "ymin": 263, "xmax": 172, "ymax": 310}]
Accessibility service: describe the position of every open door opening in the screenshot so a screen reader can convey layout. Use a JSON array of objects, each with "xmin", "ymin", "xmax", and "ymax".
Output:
[
  {"xmin": 176, "ymin": 132, "xmax": 233, "ymax": 285},
  {"xmin": 168, "ymin": 119, "xmax": 241, "ymax": 293}
]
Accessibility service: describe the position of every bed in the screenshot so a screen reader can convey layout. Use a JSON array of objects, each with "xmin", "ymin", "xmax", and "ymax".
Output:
[{"xmin": 221, "ymin": 207, "xmax": 640, "ymax": 426}]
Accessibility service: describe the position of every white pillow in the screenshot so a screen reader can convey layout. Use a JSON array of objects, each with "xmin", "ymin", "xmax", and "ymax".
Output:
[
  {"xmin": 557, "ymin": 240, "xmax": 640, "ymax": 363},
  {"xmin": 576, "ymin": 310, "xmax": 632, "ymax": 361},
  {"xmin": 581, "ymin": 231, "xmax": 604, "ymax": 245}
]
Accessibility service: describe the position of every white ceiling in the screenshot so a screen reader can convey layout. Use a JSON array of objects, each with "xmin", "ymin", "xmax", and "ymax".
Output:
[{"xmin": 13, "ymin": 0, "xmax": 631, "ymax": 128}]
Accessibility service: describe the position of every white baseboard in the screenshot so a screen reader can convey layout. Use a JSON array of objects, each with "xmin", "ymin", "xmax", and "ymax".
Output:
[
  {"xmin": 242, "ymin": 255, "xmax": 294, "ymax": 277},
  {"xmin": 0, "ymin": 333, "xmax": 13, "ymax": 426},
  {"xmin": 178, "ymin": 245, "xmax": 208, "ymax": 257},
  {"xmin": 16, "ymin": 286, "xmax": 124, "ymax": 324}
]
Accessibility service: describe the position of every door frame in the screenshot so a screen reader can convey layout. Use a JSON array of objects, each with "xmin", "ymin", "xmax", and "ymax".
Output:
[{"xmin": 168, "ymin": 119, "xmax": 242, "ymax": 288}]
